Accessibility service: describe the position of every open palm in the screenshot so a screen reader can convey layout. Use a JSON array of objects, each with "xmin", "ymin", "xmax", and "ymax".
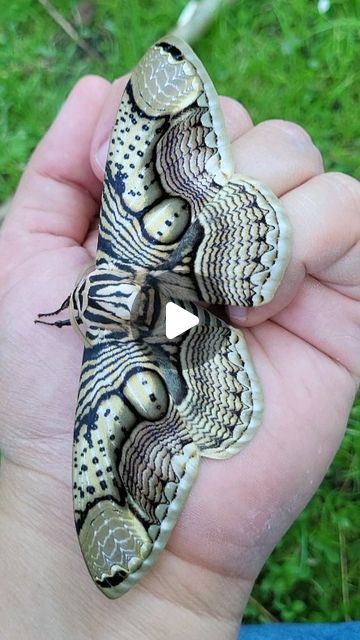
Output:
[{"xmin": 0, "ymin": 75, "xmax": 359, "ymax": 639}]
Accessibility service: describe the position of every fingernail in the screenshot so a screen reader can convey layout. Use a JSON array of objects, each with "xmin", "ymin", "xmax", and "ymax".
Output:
[
  {"xmin": 226, "ymin": 305, "xmax": 248, "ymax": 322},
  {"xmin": 96, "ymin": 138, "xmax": 110, "ymax": 171}
]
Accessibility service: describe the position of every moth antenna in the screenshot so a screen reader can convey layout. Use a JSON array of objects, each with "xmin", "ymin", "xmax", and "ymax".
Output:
[
  {"xmin": 37, "ymin": 296, "xmax": 71, "ymax": 319},
  {"xmin": 34, "ymin": 318, "xmax": 72, "ymax": 328}
]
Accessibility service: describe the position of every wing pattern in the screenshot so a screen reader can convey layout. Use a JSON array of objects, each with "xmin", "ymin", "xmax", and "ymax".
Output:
[{"xmin": 66, "ymin": 36, "xmax": 291, "ymax": 597}]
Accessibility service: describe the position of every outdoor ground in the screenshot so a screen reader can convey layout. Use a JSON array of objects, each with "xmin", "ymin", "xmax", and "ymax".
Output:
[{"xmin": 0, "ymin": 0, "xmax": 359, "ymax": 623}]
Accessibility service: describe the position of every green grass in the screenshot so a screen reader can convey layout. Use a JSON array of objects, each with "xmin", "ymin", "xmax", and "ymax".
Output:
[{"xmin": 1, "ymin": 0, "xmax": 359, "ymax": 623}]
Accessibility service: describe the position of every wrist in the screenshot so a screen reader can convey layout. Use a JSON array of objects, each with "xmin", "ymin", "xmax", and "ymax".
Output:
[{"xmin": 136, "ymin": 552, "xmax": 252, "ymax": 640}]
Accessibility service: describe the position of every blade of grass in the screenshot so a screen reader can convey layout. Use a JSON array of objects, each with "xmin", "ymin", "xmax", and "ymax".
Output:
[
  {"xmin": 249, "ymin": 596, "xmax": 279, "ymax": 623},
  {"xmin": 338, "ymin": 523, "xmax": 351, "ymax": 621}
]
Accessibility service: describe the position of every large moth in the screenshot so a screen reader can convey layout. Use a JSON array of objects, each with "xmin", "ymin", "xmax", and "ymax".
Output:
[{"xmin": 38, "ymin": 37, "xmax": 291, "ymax": 598}]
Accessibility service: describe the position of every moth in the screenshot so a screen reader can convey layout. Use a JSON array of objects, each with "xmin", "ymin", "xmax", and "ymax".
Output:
[{"xmin": 37, "ymin": 36, "xmax": 291, "ymax": 598}]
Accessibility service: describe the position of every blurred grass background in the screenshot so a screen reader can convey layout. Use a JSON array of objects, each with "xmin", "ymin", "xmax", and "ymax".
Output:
[{"xmin": 1, "ymin": 0, "xmax": 359, "ymax": 623}]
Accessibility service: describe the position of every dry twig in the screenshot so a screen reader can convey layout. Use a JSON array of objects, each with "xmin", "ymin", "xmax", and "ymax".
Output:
[
  {"xmin": 38, "ymin": 0, "xmax": 102, "ymax": 61},
  {"xmin": 169, "ymin": 0, "xmax": 236, "ymax": 45}
]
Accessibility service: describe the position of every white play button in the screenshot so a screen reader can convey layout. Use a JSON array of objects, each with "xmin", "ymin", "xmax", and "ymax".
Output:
[{"xmin": 165, "ymin": 302, "xmax": 199, "ymax": 339}]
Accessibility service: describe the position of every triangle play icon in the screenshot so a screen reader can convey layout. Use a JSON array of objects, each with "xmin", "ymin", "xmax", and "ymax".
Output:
[{"xmin": 165, "ymin": 302, "xmax": 199, "ymax": 339}]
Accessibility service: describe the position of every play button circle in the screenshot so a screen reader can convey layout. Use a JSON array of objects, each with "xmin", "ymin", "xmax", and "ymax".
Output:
[{"xmin": 165, "ymin": 302, "xmax": 199, "ymax": 339}]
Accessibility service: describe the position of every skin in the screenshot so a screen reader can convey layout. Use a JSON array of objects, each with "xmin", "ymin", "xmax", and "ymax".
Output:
[{"xmin": 0, "ymin": 74, "xmax": 359, "ymax": 639}]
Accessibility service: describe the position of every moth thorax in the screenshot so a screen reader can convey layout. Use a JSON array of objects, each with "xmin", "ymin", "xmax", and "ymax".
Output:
[
  {"xmin": 71, "ymin": 270, "xmax": 143, "ymax": 334},
  {"xmin": 87, "ymin": 279, "xmax": 141, "ymax": 324}
]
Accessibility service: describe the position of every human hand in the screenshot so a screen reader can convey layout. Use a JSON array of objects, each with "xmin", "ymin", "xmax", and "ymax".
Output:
[{"xmin": 0, "ymin": 74, "xmax": 359, "ymax": 639}]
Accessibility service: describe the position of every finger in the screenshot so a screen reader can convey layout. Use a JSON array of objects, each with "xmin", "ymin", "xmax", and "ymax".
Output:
[
  {"xmin": 5, "ymin": 75, "xmax": 111, "ymax": 245},
  {"xmin": 220, "ymin": 96, "xmax": 253, "ymax": 142},
  {"xmin": 228, "ymin": 172, "xmax": 360, "ymax": 331},
  {"xmin": 274, "ymin": 276, "xmax": 360, "ymax": 381},
  {"xmin": 232, "ymin": 119, "xmax": 324, "ymax": 196},
  {"xmin": 285, "ymin": 172, "xmax": 360, "ymax": 296},
  {"xmin": 90, "ymin": 79, "xmax": 253, "ymax": 178}
]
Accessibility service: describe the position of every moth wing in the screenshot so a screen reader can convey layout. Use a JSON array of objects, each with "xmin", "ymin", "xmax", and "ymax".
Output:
[
  {"xmin": 148, "ymin": 37, "xmax": 291, "ymax": 307},
  {"xmin": 73, "ymin": 334, "xmax": 199, "ymax": 598},
  {"xmin": 96, "ymin": 39, "xmax": 206, "ymax": 270},
  {"xmin": 151, "ymin": 301, "xmax": 263, "ymax": 459},
  {"xmin": 152, "ymin": 175, "xmax": 291, "ymax": 307}
]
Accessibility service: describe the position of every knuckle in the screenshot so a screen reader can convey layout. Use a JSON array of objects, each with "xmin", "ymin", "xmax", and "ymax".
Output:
[
  {"xmin": 323, "ymin": 172, "xmax": 360, "ymax": 213},
  {"xmin": 72, "ymin": 74, "xmax": 108, "ymax": 97},
  {"xmin": 272, "ymin": 118, "xmax": 313, "ymax": 143},
  {"xmin": 261, "ymin": 118, "xmax": 313, "ymax": 144},
  {"xmin": 259, "ymin": 119, "xmax": 323, "ymax": 165},
  {"xmin": 220, "ymin": 96, "xmax": 253, "ymax": 128}
]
